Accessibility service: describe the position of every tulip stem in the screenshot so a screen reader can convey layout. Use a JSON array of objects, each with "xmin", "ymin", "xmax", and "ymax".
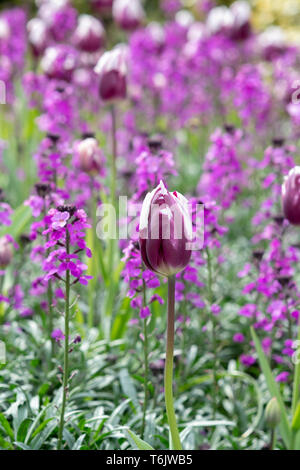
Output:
[
  {"xmin": 57, "ymin": 228, "xmax": 70, "ymax": 450},
  {"xmin": 291, "ymin": 317, "xmax": 300, "ymax": 417},
  {"xmin": 270, "ymin": 429, "xmax": 276, "ymax": 450},
  {"xmin": 206, "ymin": 247, "xmax": 218, "ymax": 415},
  {"xmin": 165, "ymin": 275, "xmax": 182, "ymax": 450},
  {"xmin": 141, "ymin": 278, "xmax": 149, "ymax": 439}
]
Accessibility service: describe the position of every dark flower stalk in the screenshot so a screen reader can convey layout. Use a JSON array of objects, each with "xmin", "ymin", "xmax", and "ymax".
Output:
[
  {"xmin": 141, "ymin": 275, "xmax": 149, "ymax": 439},
  {"xmin": 57, "ymin": 226, "xmax": 70, "ymax": 451}
]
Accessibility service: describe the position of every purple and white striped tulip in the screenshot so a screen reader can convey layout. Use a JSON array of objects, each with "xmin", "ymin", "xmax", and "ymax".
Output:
[{"xmin": 139, "ymin": 181, "xmax": 192, "ymax": 277}]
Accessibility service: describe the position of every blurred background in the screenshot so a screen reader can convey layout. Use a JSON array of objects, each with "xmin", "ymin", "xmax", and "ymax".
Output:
[{"xmin": 1, "ymin": 0, "xmax": 300, "ymax": 41}]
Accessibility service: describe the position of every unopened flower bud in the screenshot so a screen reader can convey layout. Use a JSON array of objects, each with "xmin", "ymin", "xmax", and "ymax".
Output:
[
  {"xmin": 259, "ymin": 26, "xmax": 286, "ymax": 61},
  {"xmin": 113, "ymin": 0, "xmax": 144, "ymax": 31},
  {"xmin": 76, "ymin": 137, "xmax": 104, "ymax": 174},
  {"xmin": 0, "ymin": 236, "xmax": 13, "ymax": 268},
  {"xmin": 73, "ymin": 14, "xmax": 105, "ymax": 53},
  {"xmin": 94, "ymin": 45, "xmax": 127, "ymax": 101},
  {"xmin": 27, "ymin": 18, "xmax": 49, "ymax": 58},
  {"xmin": 139, "ymin": 181, "xmax": 192, "ymax": 277},
  {"xmin": 92, "ymin": 0, "xmax": 113, "ymax": 15},
  {"xmin": 282, "ymin": 167, "xmax": 300, "ymax": 225},
  {"xmin": 265, "ymin": 397, "xmax": 281, "ymax": 429},
  {"xmin": 41, "ymin": 45, "xmax": 78, "ymax": 82}
]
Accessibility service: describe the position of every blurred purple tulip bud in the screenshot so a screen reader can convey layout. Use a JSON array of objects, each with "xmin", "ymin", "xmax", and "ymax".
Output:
[
  {"xmin": 0, "ymin": 17, "xmax": 10, "ymax": 40},
  {"xmin": 229, "ymin": 1, "xmax": 251, "ymax": 41},
  {"xmin": 94, "ymin": 45, "xmax": 128, "ymax": 101},
  {"xmin": 139, "ymin": 181, "xmax": 192, "ymax": 277},
  {"xmin": 76, "ymin": 137, "xmax": 104, "ymax": 174},
  {"xmin": 27, "ymin": 18, "xmax": 49, "ymax": 58},
  {"xmin": 282, "ymin": 166, "xmax": 300, "ymax": 225},
  {"xmin": 41, "ymin": 45, "xmax": 78, "ymax": 81},
  {"xmin": 0, "ymin": 236, "xmax": 13, "ymax": 268},
  {"xmin": 73, "ymin": 14, "xmax": 105, "ymax": 53},
  {"xmin": 206, "ymin": 1, "xmax": 251, "ymax": 40},
  {"xmin": 206, "ymin": 6, "xmax": 234, "ymax": 35},
  {"xmin": 92, "ymin": 0, "xmax": 113, "ymax": 15},
  {"xmin": 113, "ymin": 0, "xmax": 145, "ymax": 31},
  {"xmin": 258, "ymin": 26, "xmax": 286, "ymax": 61}
]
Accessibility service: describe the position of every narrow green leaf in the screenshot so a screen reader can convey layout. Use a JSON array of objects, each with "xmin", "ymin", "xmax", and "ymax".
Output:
[
  {"xmin": 119, "ymin": 369, "xmax": 139, "ymax": 410},
  {"xmin": 0, "ymin": 205, "xmax": 32, "ymax": 239},
  {"xmin": 127, "ymin": 430, "xmax": 154, "ymax": 450},
  {"xmin": 251, "ymin": 327, "xmax": 292, "ymax": 447},
  {"xmin": 292, "ymin": 402, "xmax": 300, "ymax": 431}
]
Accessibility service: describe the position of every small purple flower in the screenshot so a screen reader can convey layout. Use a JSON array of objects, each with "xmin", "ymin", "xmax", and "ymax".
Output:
[
  {"xmin": 211, "ymin": 304, "xmax": 221, "ymax": 316},
  {"xmin": 140, "ymin": 306, "xmax": 151, "ymax": 319},
  {"xmin": 233, "ymin": 333, "xmax": 245, "ymax": 343},
  {"xmin": 51, "ymin": 211, "xmax": 70, "ymax": 230},
  {"xmin": 240, "ymin": 354, "xmax": 256, "ymax": 367},
  {"xmin": 275, "ymin": 371, "xmax": 290, "ymax": 383},
  {"xmin": 282, "ymin": 339, "xmax": 294, "ymax": 357},
  {"xmin": 51, "ymin": 328, "xmax": 65, "ymax": 343}
]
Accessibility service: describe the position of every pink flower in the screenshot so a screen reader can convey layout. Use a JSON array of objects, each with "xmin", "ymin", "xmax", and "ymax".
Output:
[
  {"xmin": 275, "ymin": 371, "xmax": 290, "ymax": 383},
  {"xmin": 94, "ymin": 45, "xmax": 128, "ymax": 101},
  {"xmin": 51, "ymin": 211, "xmax": 70, "ymax": 230},
  {"xmin": 140, "ymin": 306, "xmax": 151, "ymax": 319},
  {"xmin": 51, "ymin": 328, "xmax": 65, "ymax": 343},
  {"xmin": 233, "ymin": 333, "xmax": 245, "ymax": 343}
]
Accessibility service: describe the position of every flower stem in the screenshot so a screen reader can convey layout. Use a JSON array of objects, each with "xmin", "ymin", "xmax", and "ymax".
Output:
[
  {"xmin": 141, "ymin": 278, "xmax": 149, "ymax": 439},
  {"xmin": 291, "ymin": 317, "xmax": 300, "ymax": 417},
  {"xmin": 57, "ymin": 228, "xmax": 70, "ymax": 450},
  {"xmin": 165, "ymin": 275, "xmax": 182, "ymax": 450},
  {"xmin": 206, "ymin": 247, "xmax": 218, "ymax": 415},
  {"xmin": 105, "ymin": 104, "xmax": 118, "ymax": 339},
  {"xmin": 270, "ymin": 429, "xmax": 276, "ymax": 450},
  {"xmin": 47, "ymin": 280, "xmax": 54, "ymax": 358}
]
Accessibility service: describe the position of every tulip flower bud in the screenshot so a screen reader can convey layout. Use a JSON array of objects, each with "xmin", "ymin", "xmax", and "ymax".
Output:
[
  {"xmin": 94, "ymin": 45, "xmax": 127, "ymax": 101},
  {"xmin": 112, "ymin": 0, "xmax": 144, "ymax": 31},
  {"xmin": 73, "ymin": 14, "xmax": 105, "ymax": 53},
  {"xmin": 282, "ymin": 166, "xmax": 300, "ymax": 225},
  {"xmin": 206, "ymin": 6, "xmax": 234, "ymax": 35},
  {"xmin": 230, "ymin": 1, "xmax": 251, "ymax": 41},
  {"xmin": 27, "ymin": 18, "xmax": 48, "ymax": 58},
  {"xmin": 265, "ymin": 397, "xmax": 281, "ymax": 429},
  {"xmin": 139, "ymin": 181, "xmax": 192, "ymax": 277},
  {"xmin": 76, "ymin": 137, "xmax": 104, "ymax": 174},
  {"xmin": 0, "ymin": 18, "xmax": 10, "ymax": 40},
  {"xmin": 0, "ymin": 236, "xmax": 13, "ymax": 268},
  {"xmin": 259, "ymin": 26, "xmax": 286, "ymax": 61},
  {"xmin": 41, "ymin": 45, "xmax": 78, "ymax": 82}
]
